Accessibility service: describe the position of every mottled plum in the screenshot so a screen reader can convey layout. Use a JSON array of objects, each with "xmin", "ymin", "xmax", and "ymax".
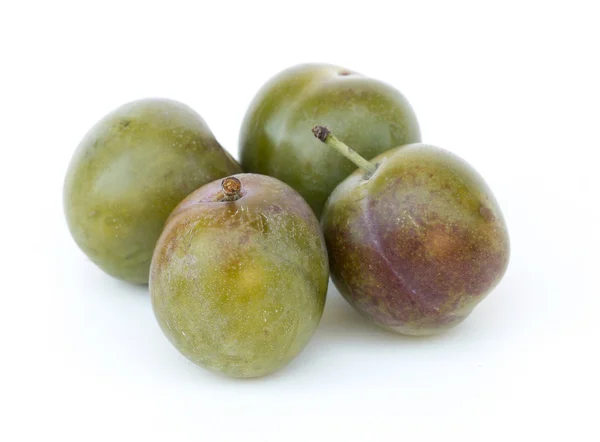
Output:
[
  {"xmin": 150, "ymin": 174, "xmax": 329, "ymax": 377},
  {"xmin": 315, "ymin": 126, "xmax": 509, "ymax": 335}
]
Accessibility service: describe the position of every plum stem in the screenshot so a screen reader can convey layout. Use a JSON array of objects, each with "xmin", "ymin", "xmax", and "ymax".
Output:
[
  {"xmin": 312, "ymin": 126, "xmax": 377, "ymax": 177},
  {"xmin": 220, "ymin": 177, "xmax": 242, "ymax": 201}
]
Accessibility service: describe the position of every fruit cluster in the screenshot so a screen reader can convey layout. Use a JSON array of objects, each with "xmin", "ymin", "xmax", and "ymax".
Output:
[{"xmin": 64, "ymin": 63, "xmax": 510, "ymax": 378}]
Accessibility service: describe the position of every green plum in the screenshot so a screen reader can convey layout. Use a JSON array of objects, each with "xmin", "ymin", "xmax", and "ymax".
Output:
[
  {"xmin": 239, "ymin": 63, "xmax": 421, "ymax": 217},
  {"xmin": 150, "ymin": 174, "xmax": 329, "ymax": 378},
  {"xmin": 314, "ymin": 126, "xmax": 510, "ymax": 336},
  {"xmin": 64, "ymin": 98, "xmax": 242, "ymax": 284}
]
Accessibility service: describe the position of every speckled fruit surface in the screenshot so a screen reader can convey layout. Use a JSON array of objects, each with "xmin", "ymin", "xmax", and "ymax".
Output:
[
  {"xmin": 150, "ymin": 174, "xmax": 329, "ymax": 378},
  {"xmin": 64, "ymin": 98, "xmax": 242, "ymax": 284},
  {"xmin": 322, "ymin": 144, "xmax": 510, "ymax": 335}
]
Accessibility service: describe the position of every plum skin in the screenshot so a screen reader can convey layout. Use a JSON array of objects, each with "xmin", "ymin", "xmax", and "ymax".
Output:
[
  {"xmin": 321, "ymin": 144, "xmax": 510, "ymax": 335},
  {"xmin": 150, "ymin": 174, "xmax": 329, "ymax": 378},
  {"xmin": 63, "ymin": 98, "xmax": 242, "ymax": 284}
]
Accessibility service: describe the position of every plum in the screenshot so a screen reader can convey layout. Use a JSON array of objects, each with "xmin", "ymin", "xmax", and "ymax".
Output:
[
  {"xmin": 314, "ymin": 126, "xmax": 510, "ymax": 335},
  {"xmin": 64, "ymin": 98, "xmax": 242, "ymax": 284},
  {"xmin": 239, "ymin": 63, "xmax": 421, "ymax": 217},
  {"xmin": 150, "ymin": 174, "xmax": 329, "ymax": 377}
]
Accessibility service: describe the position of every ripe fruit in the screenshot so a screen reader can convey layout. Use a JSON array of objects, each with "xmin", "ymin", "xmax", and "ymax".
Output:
[
  {"xmin": 239, "ymin": 63, "xmax": 421, "ymax": 217},
  {"xmin": 64, "ymin": 98, "xmax": 242, "ymax": 284},
  {"xmin": 150, "ymin": 174, "xmax": 329, "ymax": 377},
  {"xmin": 315, "ymin": 126, "xmax": 510, "ymax": 335}
]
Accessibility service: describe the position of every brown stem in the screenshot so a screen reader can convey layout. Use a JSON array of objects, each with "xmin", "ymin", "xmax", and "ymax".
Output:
[{"xmin": 220, "ymin": 177, "xmax": 242, "ymax": 201}]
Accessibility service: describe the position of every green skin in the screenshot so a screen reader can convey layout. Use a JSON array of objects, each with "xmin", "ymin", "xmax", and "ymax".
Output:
[
  {"xmin": 239, "ymin": 63, "xmax": 421, "ymax": 217},
  {"xmin": 64, "ymin": 98, "xmax": 242, "ymax": 284},
  {"xmin": 321, "ymin": 144, "xmax": 510, "ymax": 336},
  {"xmin": 150, "ymin": 174, "xmax": 329, "ymax": 378}
]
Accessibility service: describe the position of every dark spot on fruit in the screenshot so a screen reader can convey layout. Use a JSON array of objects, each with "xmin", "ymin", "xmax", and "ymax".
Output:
[
  {"xmin": 119, "ymin": 119, "xmax": 131, "ymax": 129},
  {"xmin": 339, "ymin": 71, "xmax": 351, "ymax": 76}
]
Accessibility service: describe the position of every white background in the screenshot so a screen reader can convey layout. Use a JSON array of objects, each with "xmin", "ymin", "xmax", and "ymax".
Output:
[{"xmin": 2, "ymin": 1, "xmax": 599, "ymax": 440}]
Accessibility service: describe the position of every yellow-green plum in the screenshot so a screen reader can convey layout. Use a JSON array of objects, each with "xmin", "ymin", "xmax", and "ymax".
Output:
[
  {"xmin": 150, "ymin": 174, "xmax": 329, "ymax": 378},
  {"xmin": 64, "ymin": 98, "xmax": 242, "ymax": 284},
  {"xmin": 314, "ymin": 127, "xmax": 510, "ymax": 336}
]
